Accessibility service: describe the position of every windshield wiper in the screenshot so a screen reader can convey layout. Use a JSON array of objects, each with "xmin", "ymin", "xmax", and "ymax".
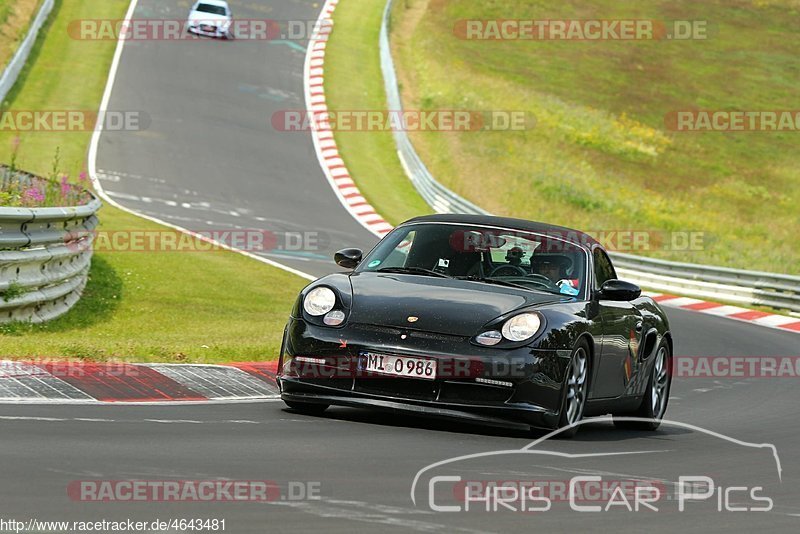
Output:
[
  {"xmin": 456, "ymin": 275, "xmax": 563, "ymax": 294},
  {"xmin": 375, "ymin": 267, "xmax": 451, "ymax": 278},
  {"xmin": 454, "ymin": 275, "xmax": 533, "ymax": 290}
]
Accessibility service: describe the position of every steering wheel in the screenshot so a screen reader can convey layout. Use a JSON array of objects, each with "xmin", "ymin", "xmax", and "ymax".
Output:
[
  {"xmin": 489, "ymin": 264, "xmax": 527, "ymax": 277},
  {"xmin": 525, "ymin": 273, "xmax": 561, "ymax": 291}
]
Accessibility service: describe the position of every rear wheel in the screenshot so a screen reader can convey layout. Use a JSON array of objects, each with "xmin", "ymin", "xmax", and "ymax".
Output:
[
  {"xmin": 284, "ymin": 400, "xmax": 329, "ymax": 415},
  {"xmin": 614, "ymin": 340, "xmax": 671, "ymax": 431},
  {"xmin": 555, "ymin": 340, "xmax": 590, "ymax": 438}
]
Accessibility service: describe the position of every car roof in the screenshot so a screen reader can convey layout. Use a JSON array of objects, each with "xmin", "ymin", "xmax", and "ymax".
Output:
[
  {"xmin": 195, "ymin": 0, "xmax": 229, "ymax": 7},
  {"xmin": 399, "ymin": 214, "xmax": 602, "ymax": 249}
]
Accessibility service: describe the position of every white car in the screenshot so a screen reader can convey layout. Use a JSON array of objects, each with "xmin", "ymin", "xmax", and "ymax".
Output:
[{"xmin": 187, "ymin": 0, "xmax": 232, "ymax": 39}]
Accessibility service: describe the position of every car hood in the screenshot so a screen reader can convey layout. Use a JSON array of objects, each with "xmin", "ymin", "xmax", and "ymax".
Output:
[
  {"xmin": 188, "ymin": 11, "xmax": 230, "ymax": 24},
  {"xmin": 347, "ymin": 273, "xmax": 565, "ymax": 336}
]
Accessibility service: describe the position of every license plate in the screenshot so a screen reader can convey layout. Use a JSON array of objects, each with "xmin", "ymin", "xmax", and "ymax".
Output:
[{"xmin": 361, "ymin": 353, "xmax": 436, "ymax": 380}]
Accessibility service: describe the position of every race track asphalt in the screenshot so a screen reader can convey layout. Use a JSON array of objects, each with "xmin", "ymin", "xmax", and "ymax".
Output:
[
  {"xmin": 1, "ymin": 0, "xmax": 798, "ymax": 532},
  {"xmin": 2, "ymin": 307, "xmax": 800, "ymax": 532},
  {"xmin": 94, "ymin": 0, "xmax": 378, "ymax": 277}
]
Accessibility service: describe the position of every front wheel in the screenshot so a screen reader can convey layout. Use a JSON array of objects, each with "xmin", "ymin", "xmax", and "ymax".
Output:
[
  {"xmin": 556, "ymin": 340, "xmax": 591, "ymax": 438},
  {"xmin": 614, "ymin": 340, "xmax": 671, "ymax": 431},
  {"xmin": 284, "ymin": 400, "xmax": 329, "ymax": 415}
]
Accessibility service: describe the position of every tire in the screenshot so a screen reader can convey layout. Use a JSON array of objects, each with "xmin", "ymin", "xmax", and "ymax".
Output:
[
  {"xmin": 613, "ymin": 339, "xmax": 672, "ymax": 431},
  {"xmin": 284, "ymin": 400, "xmax": 329, "ymax": 415},
  {"xmin": 555, "ymin": 340, "xmax": 591, "ymax": 438}
]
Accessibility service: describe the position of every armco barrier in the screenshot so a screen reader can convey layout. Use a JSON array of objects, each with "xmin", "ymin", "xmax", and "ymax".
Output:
[
  {"xmin": 379, "ymin": 0, "xmax": 486, "ymax": 217},
  {"xmin": 378, "ymin": 0, "xmax": 800, "ymax": 313},
  {"xmin": 0, "ymin": 199, "xmax": 100, "ymax": 323},
  {"xmin": 611, "ymin": 253, "xmax": 800, "ymax": 312},
  {"xmin": 0, "ymin": 0, "xmax": 97, "ymax": 324},
  {"xmin": 0, "ymin": 0, "xmax": 55, "ymax": 104}
]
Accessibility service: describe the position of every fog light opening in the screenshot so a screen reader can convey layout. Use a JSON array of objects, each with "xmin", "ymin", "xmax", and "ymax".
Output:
[
  {"xmin": 475, "ymin": 330, "xmax": 502, "ymax": 346},
  {"xmin": 323, "ymin": 310, "xmax": 346, "ymax": 326}
]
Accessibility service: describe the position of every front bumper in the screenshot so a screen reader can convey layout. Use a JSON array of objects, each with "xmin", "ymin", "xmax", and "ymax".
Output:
[
  {"xmin": 187, "ymin": 24, "xmax": 228, "ymax": 37},
  {"xmin": 278, "ymin": 318, "xmax": 572, "ymax": 430}
]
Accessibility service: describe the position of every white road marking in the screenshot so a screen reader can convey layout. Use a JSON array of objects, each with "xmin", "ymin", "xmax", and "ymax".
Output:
[
  {"xmin": 268, "ymin": 498, "xmax": 485, "ymax": 533},
  {"xmin": 0, "ymin": 415, "xmax": 288, "ymax": 424}
]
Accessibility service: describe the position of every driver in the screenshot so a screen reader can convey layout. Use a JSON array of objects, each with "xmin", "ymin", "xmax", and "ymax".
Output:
[
  {"xmin": 535, "ymin": 260, "xmax": 561, "ymax": 283},
  {"xmin": 533, "ymin": 259, "xmax": 580, "ymax": 296}
]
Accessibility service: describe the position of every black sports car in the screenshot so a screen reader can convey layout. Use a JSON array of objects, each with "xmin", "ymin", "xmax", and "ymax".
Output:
[{"xmin": 278, "ymin": 214, "xmax": 673, "ymax": 436}]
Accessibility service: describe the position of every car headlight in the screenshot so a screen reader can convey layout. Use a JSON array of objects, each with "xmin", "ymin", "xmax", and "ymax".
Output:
[
  {"xmin": 303, "ymin": 287, "xmax": 336, "ymax": 316},
  {"xmin": 501, "ymin": 313, "xmax": 542, "ymax": 342}
]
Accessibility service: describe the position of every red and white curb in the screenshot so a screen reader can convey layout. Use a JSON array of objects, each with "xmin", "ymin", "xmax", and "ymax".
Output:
[
  {"xmin": 304, "ymin": 0, "xmax": 393, "ymax": 239},
  {"xmin": 649, "ymin": 293, "xmax": 800, "ymax": 334},
  {"xmin": 0, "ymin": 361, "xmax": 279, "ymax": 403}
]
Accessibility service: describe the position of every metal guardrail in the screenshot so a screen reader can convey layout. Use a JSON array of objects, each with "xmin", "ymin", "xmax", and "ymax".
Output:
[
  {"xmin": 379, "ymin": 0, "xmax": 800, "ymax": 313},
  {"xmin": 0, "ymin": 0, "xmax": 55, "ymax": 104},
  {"xmin": 0, "ymin": 0, "xmax": 93, "ymax": 324},
  {"xmin": 612, "ymin": 253, "xmax": 800, "ymax": 312},
  {"xmin": 0, "ymin": 199, "xmax": 100, "ymax": 323},
  {"xmin": 379, "ymin": 1, "xmax": 487, "ymax": 217}
]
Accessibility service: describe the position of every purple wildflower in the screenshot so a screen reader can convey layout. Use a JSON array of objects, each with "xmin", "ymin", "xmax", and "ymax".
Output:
[
  {"xmin": 60, "ymin": 175, "xmax": 71, "ymax": 199},
  {"xmin": 23, "ymin": 187, "xmax": 45, "ymax": 205}
]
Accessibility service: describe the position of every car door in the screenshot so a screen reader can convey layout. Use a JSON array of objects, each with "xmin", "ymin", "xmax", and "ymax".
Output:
[{"xmin": 590, "ymin": 247, "xmax": 643, "ymax": 398}]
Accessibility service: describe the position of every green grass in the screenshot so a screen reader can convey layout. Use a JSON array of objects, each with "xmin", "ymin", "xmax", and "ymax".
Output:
[
  {"xmin": 0, "ymin": 207, "xmax": 307, "ymax": 362},
  {"xmin": 0, "ymin": 0, "xmax": 308, "ymax": 361},
  {"xmin": 324, "ymin": 0, "xmax": 432, "ymax": 225},
  {"xmin": 0, "ymin": 0, "xmax": 125, "ymax": 176},
  {"xmin": 0, "ymin": 0, "xmax": 40, "ymax": 76},
  {"xmin": 326, "ymin": 0, "xmax": 800, "ymax": 273}
]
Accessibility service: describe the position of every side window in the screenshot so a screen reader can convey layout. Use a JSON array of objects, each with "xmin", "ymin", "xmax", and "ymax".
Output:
[{"xmin": 593, "ymin": 248, "xmax": 617, "ymax": 289}]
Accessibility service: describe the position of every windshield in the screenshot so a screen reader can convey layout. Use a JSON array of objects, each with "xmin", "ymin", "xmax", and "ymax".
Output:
[
  {"xmin": 357, "ymin": 223, "xmax": 588, "ymax": 297},
  {"xmin": 194, "ymin": 3, "xmax": 227, "ymax": 15}
]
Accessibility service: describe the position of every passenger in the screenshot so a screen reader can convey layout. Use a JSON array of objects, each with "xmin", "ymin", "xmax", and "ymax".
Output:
[{"xmin": 505, "ymin": 246, "xmax": 526, "ymax": 267}]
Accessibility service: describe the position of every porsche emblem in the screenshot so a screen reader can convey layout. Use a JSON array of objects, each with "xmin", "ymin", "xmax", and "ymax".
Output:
[{"xmin": 407, "ymin": 316, "xmax": 419, "ymax": 323}]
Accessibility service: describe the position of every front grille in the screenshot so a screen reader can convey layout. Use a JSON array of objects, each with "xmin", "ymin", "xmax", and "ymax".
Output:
[
  {"xmin": 349, "ymin": 323, "xmax": 467, "ymax": 343},
  {"xmin": 439, "ymin": 381, "xmax": 514, "ymax": 404},
  {"xmin": 354, "ymin": 377, "xmax": 436, "ymax": 401},
  {"xmin": 300, "ymin": 377, "xmax": 353, "ymax": 390}
]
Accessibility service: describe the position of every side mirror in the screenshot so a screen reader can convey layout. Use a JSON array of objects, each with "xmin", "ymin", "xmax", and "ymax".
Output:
[
  {"xmin": 334, "ymin": 248, "xmax": 363, "ymax": 269},
  {"xmin": 598, "ymin": 279, "xmax": 641, "ymax": 301}
]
